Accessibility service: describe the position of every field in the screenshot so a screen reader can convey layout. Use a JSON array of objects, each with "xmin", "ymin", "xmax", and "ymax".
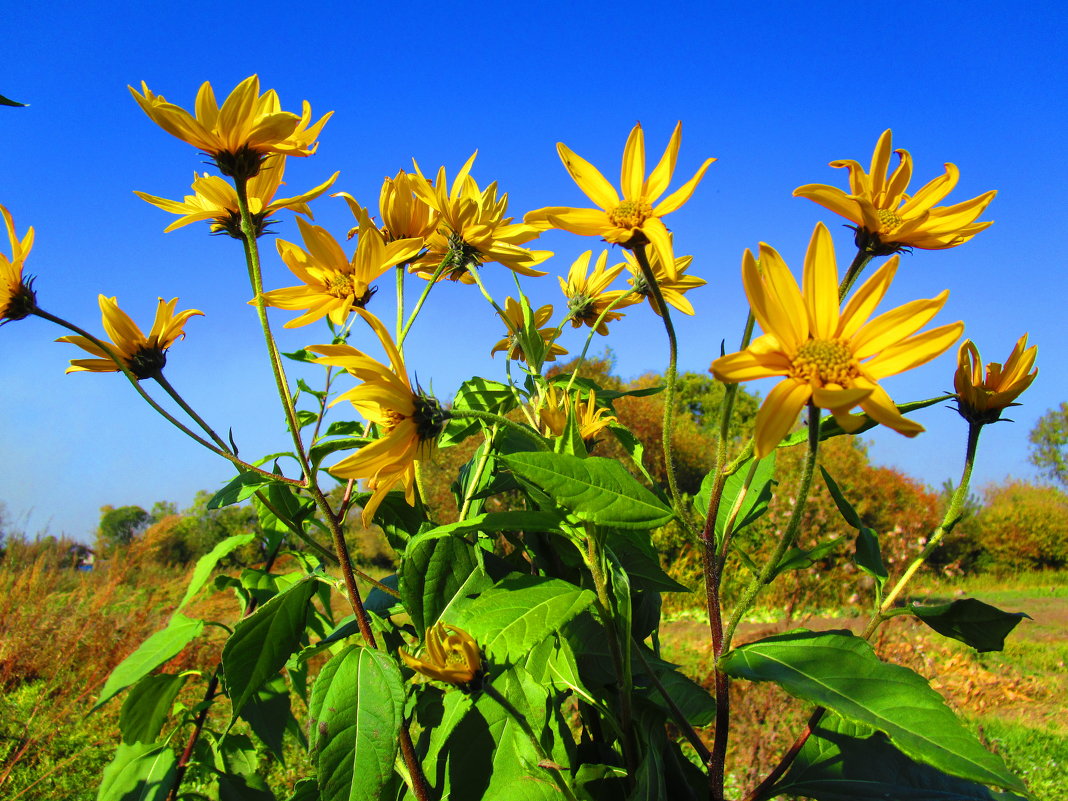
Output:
[{"xmin": 1, "ymin": 535, "xmax": 1064, "ymax": 801}]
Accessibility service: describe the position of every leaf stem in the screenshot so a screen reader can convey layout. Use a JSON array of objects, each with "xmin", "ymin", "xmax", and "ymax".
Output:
[{"xmin": 448, "ymin": 409, "xmax": 549, "ymax": 450}]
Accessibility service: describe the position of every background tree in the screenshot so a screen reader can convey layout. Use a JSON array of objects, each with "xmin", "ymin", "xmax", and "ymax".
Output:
[
  {"xmin": 94, "ymin": 504, "xmax": 150, "ymax": 555},
  {"xmin": 1029, "ymin": 402, "xmax": 1068, "ymax": 488}
]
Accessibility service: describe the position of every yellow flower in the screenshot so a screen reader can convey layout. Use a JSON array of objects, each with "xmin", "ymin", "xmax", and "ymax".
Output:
[
  {"xmin": 407, "ymin": 153, "xmax": 551, "ymax": 283},
  {"xmin": 623, "ymin": 245, "xmax": 706, "ymax": 317},
  {"xmin": 0, "ymin": 204, "xmax": 36, "ymax": 323},
  {"xmin": 525, "ymin": 122, "xmax": 715, "ymax": 278},
  {"xmin": 954, "ymin": 335, "xmax": 1037, "ymax": 424},
  {"xmin": 559, "ymin": 250, "xmax": 638, "ymax": 335},
  {"xmin": 56, "ymin": 295, "xmax": 203, "ymax": 379},
  {"xmin": 538, "ymin": 386, "xmax": 617, "ymax": 441},
  {"xmin": 794, "ymin": 129, "xmax": 996, "ymax": 254},
  {"xmin": 311, "ymin": 309, "xmax": 445, "ymax": 526},
  {"xmin": 258, "ymin": 217, "xmax": 422, "ymax": 328},
  {"xmin": 130, "ymin": 75, "xmax": 332, "ymax": 179},
  {"xmin": 399, "ymin": 622, "xmax": 482, "ymax": 687},
  {"xmin": 490, "ymin": 297, "xmax": 568, "ymax": 363},
  {"xmin": 134, "ymin": 155, "xmax": 338, "ymax": 237},
  {"xmin": 711, "ymin": 223, "xmax": 963, "ymax": 457},
  {"xmin": 336, "ymin": 171, "xmax": 438, "ymax": 243}
]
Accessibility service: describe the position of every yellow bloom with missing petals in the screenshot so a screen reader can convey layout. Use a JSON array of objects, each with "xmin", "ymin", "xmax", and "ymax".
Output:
[
  {"xmin": 538, "ymin": 386, "xmax": 617, "ymax": 441},
  {"xmin": 258, "ymin": 217, "xmax": 422, "ymax": 328},
  {"xmin": 623, "ymin": 246, "xmax": 706, "ymax": 317},
  {"xmin": 711, "ymin": 223, "xmax": 963, "ymax": 458},
  {"xmin": 407, "ymin": 153, "xmax": 551, "ymax": 283},
  {"xmin": 560, "ymin": 250, "xmax": 638, "ymax": 335},
  {"xmin": 490, "ymin": 297, "xmax": 568, "ymax": 363},
  {"xmin": 0, "ymin": 204, "xmax": 36, "ymax": 323},
  {"xmin": 56, "ymin": 295, "xmax": 203, "ymax": 379},
  {"xmin": 130, "ymin": 76, "xmax": 332, "ymax": 178},
  {"xmin": 336, "ymin": 171, "xmax": 439, "ymax": 243},
  {"xmin": 525, "ymin": 122, "xmax": 715, "ymax": 278},
  {"xmin": 794, "ymin": 130, "xmax": 996, "ymax": 254},
  {"xmin": 400, "ymin": 623, "xmax": 482, "ymax": 688},
  {"xmin": 311, "ymin": 309, "xmax": 445, "ymax": 526},
  {"xmin": 135, "ymin": 155, "xmax": 338, "ymax": 237},
  {"xmin": 954, "ymin": 335, "xmax": 1037, "ymax": 424}
]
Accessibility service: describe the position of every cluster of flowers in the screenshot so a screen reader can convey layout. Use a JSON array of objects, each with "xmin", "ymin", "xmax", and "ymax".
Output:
[{"xmin": 0, "ymin": 79, "xmax": 1039, "ymax": 682}]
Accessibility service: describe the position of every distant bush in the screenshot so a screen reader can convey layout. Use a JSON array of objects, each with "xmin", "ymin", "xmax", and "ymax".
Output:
[{"xmin": 975, "ymin": 480, "xmax": 1068, "ymax": 570}]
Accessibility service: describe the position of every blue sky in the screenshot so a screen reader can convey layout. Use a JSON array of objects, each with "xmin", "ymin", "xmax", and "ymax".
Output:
[{"xmin": 2, "ymin": 1, "xmax": 1066, "ymax": 540}]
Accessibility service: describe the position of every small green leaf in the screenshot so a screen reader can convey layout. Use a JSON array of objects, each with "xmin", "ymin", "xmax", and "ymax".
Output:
[
  {"xmin": 295, "ymin": 409, "xmax": 319, "ymax": 429},
  {"xmin": 177, "ymin": 533, "xmax": 257, "ymax": 611},
  {"xmin": 309, "ymin": 646, "xmax": 405, "ymax": 801},
  {"xmin": 0, "ymin": 94, "xmax": 27, "ymax": 107},
  {"xmin": 281, "ymin": 348, "xmax": 319, "ymax": 363},
  {"xmin": 119, "ymin": 673, "xmax": 188, "ymax": 744},
  {"xmin": 96, "ymin": 742, "xmax": 177, "ymax": 801},
  {"xmin": 720, "ymin": 629, "xmax": 1026, "ymax": 793},
  {"xmin": 502, "ymin": 451, "xmax": 673, "ymax": 530},
  {"xmin": 286, "ymin": 778, "xmax": 320, "ymax": 801},
  {"xmin": 408, "ymin": 511, "xmax": 564, "ymax": 543},
  {"xmin": 309, "ymin": 436, "xmax": 369, "ymax": 470},
  {"xmin": 297, "ymin": 378, "xmax": 327, "ymax": 400},
  {"xmin": 94, "ymin": 614, "xmax": 203, "ymax": 710},
  {"xmin": 223, "ymin": 577, "xmax": 319, "ymax": 719},
  {"xmin": 323, "ymin": 420, "xmax": 364, "ymax": 437},
  {"xmin": 694, "ymin": 453, "xmax": 775, "ymax": 543},
  {"xmin": 821, "ymin": 467, "xmax": 888, "ymax": 587},
  {"xmin": 208, "ymin": 472, "xmax": 280, "ymax": 509},
  {"xmin": 774, "ymin": 536, "xmax": 847, "ymax": 576},
  {"xmin": 910, "ymin": 598, "xmax": 1031, "ymax": 653},
  {"xmin": 451, "ymin": 574, "xmax": 595, "ymax": 664}
]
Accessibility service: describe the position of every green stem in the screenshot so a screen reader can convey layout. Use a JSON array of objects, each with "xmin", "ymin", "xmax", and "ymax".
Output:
[
  {"xmin": 448, "ymin": 409, "xmax": 549, "ymax": 450},
  {"xmin": 395, "ymin": 263, "xmax": 405, "ymax": 349},
  {"xmin": 482, "ymin": 682, "xmax": 580, "ymax": 801},
  {"xmin": 564, "ymin": 289, "xmax": 639, "ymax": 394},
  {"xmin": 631, "ymin": 244, "xmax": 686, "ymax": 526},
  {"xmin": 459, "ymin": 423, "xmax": 499, "ymax": 520},
  {"xmin": 838, "ymin": 248, "xmax": 874, "ymax": 302},
  {"xmin": 398, "ymin": 256, "xmax": 449, "ymax": 346},
  {"xmin": 152, "ymin": 371, "xmax": 232, "ymax": 453}
]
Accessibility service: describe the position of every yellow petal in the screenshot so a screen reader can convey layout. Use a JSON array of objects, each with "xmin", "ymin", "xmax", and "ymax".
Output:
[
  {"xmin": 652, "ymin": 157, "xmax": 716, "ymax": 216},
  {"xmin": 620, "ymin": 123, "xmax": 646, "ymax": 200},
  {"xmin": 864, "ymin": 322, "xmax": 964, "ymax": 379},
  {"xmin": 802, "ymin": 223, "xmax": 840, "ymax": 339},
  {"xmin": 556, "ymin": 142, "xmax": 620, "ymax": 210},
  {"xmin": 851, "ymin": 291, "xmax": 949, "ymax": 360},
  {"xmin": 754, "ymin": 380, "xmax": 811, "ymax": 458},
  {"xmin": 644, "ymin": 121, "xmax": 681, "ymax": 201}
]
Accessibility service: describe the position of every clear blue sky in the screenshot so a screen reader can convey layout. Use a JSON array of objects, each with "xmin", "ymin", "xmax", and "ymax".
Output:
[{"xmin": 2, "ymin": 0, "xmax": 1066, "ymax": 540}]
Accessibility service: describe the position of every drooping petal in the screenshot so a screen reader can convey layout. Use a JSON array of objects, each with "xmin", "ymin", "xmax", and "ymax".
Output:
[{"xmin": 754, "ymin": 380, "xmax": 811, "ymax": 458}]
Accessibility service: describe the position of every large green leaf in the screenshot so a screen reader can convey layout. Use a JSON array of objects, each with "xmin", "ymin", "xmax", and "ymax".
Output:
[
  {"xmin": 502, "ymin": 452, "xmax": 674, "ymax": 530},
  {"xmin": 400, "ymin": 532, "xmax": 487, "ymax": 636},
  {"xmin": 94, "ymin": 614, "xmax": 204, "ymax": 710},
  {"xmin": 240, "ymin": 674, "xmax": 292, "ymax": 761},
  {"xmin": 308, "ymin": 646, "xmax": 405, "ymax": 801},
  {"xmin": 177, "ymin": 533, "xmax": 257, "ymax": 611},
  {"xmin": 720, "ymin": 629, "xmax": 1026, "ymax": 792},
  {"xmin": 451, "ymin": 574, "xmax": 596, "ymax": 664},
  {"xmin": 771, "ymin": 714, "xmax": 1029, "ymax": 801},
  {"xmin": 910, "ymin": 598, "xmax": 1030, "ymax": 653},
  {"xmin": 119, "ymin": 673, "xmax": 188, "ymax": 745},
  {"xmin": 96, "ymin": 742, "xmax": 177, "ymax": 801},
  {"xmin": 223, "ymin": 577, "xmax": 319, "ymax": 719},
  {"xmin": 440, "ymin": 377, "xmax": 518, "ymax": 446}
]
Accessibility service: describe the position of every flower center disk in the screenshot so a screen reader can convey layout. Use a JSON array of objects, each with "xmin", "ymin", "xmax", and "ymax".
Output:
[
  {"xmin": 876, "ymin": 208, "xmax": 903, "ymax": 233},
  {"xmin": 609, "ymin": 200, "xmax": 653, "ymax": 229},
  {"xmin": 792, "ymin": 338, "xmax": 858, "ymax": 386}
]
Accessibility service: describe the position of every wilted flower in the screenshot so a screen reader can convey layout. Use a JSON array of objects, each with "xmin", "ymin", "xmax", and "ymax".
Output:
[
  {"xmin": 135, "ymin": 155, "xmax": 338, "ymax": 237},
  {"xmin": 559, "ymin": 250, "xmax": 638, "ymax": 335},
  {"xmin": 794, "ymin": 129, "xmax": 996, "ymax": 255},
  {"xmin": 0, "ymin": 204, "xmax": 36, "ymax": 323},
  {"xmin": 711, "ymin": 223, "xmax": 963, "ymax": 457},
  {"xmin": 490, "ymin": 297, "xmax": 568, "ymax": 363},
  {"xmin": 525, "ymin": 122, "xmax": 715, "ymax": 278},
  {"xmin": 56, "ymin": 295, "xmax": 203, "ymax": 379},
  {"xmin": 311, "ymin": 309, "xmax": 445, "ymax": 525},
  {"xmin": 399, "ymin": 622, "xmax": 482, "ymax": 688},
  {"xmin": 954, "ymin": 335, "xmax": 1037, "ymax": 424},
  {"xmin": 130, "ymin": 75, "xmax": 332, "ymax": 179}
]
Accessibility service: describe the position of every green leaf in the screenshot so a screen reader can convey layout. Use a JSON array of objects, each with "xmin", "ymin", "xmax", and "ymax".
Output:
[
  {"xmin": 0, "ymin": 94, "xmax": 27, "ymax": 107},
  {"xmin": 821, "ymin": 467, "xmax": 888, "ymax": 587},
  {"xmin": 324, "ymin": 420, "xmax": 364, "ymax": 437},
  {"xmin": 647, "ymin": 666, "xmax": 717, "ymax": 727},
  {"xmin": 309, "ymin": 436, "xmax": 370, "ymax": 471},
  {"xmin": 286, "ymin": 778, "xmax": 320, "ymax": 801},
  {"xmin": 772, "ymin": 714, "xmax": 1029, "ymax": 801},
  {"xmin": 780, "ymin": 395, "xmax": 954, "ymax": 448},
  {"xmin": 208, "ymin": 472, "xmax": 280, "ymax": 510},
  {"xmin": 910, "ymin": 598, "xmax": 1031, "ymax": 653},
  {"xmin": 94, "ymin": 614, "xmax": 203, "ymax": 710},
  {"xmin": 297, "ymin": 378, "xmax": 328, "ymax": 401},
  {"xmin": 774, "ymin": 536, "xmax": 847, "ymax": 576},
  {"xmin": 694, "ymin": 453, "xmax": 775, "ymax": 542},
  {"xmin": 96, "ymin": 742, "xmax": 177, "ymax": 801},
  {"xmin": 451, "ymin": 574, "xmax": 596, "ymax": 664},
  {"xmin": 440, "ymin": 377, "xmax": 518, "ymax": 447},
  {"xmin": 240, "ymin": 674, "xmax": 292, "ymax": 761},
  {"xmin": 607, "ymin": 422, "xmax": 661, "ymax": 493},
  {"xmin": 223, "ymin": 577, "xmax": 319, "ymax": 720},
  {"xmin": 281, "ymin": 348, "xmax": 319, "ymax": 363},
  {"xmin": 308, "ymin": 646, "xmax": 405, "ymax": 801},
  {"xmin": 502, "ymin": 452, "xmax": 674, "ymax": 530},
  {"xmin": 400, "ymin": 532, "xmax": 486, "ymax": 635},
  {"xmin": 119, "ymin": 673, "xmax": 188, "ymax": 745},
  {"xmin": 720, "ymin": 629, "xmax": 1026, "ymax": 792},
  {"xmin": 409, "ymin": 511, "xmax": 564, "ymax": 543},
  {"xmin": 177, "ymin": 533, "xmax": 257, "ymax": 611},
  {"xmin": 611, "ymin": 529, "xmax": 689, "ymax": 592}
]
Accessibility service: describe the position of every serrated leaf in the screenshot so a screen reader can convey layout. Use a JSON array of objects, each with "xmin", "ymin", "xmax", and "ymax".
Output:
[
  {"xmin": 223, "ymin": 577, "xmax": 319, "ymax": 719},
  {"xmin": 308, "ymin": 646, "xmax": 404, "ymax": 801},
  {"xmin": 119, "ymin": 673, "xmax": 188, "ymax": 744},
  {"xmin": 772, "ymin": 713, "xmax": 1029, "ymax": 801},
  {"xmin": 177, "ymin": 533, "xmax": 257, "ymax": 611},
  {"xmin": 502, "ymin": 452, "xmax": 673, "ymax": 530},
  {"xmin": 720, "ymin": 629, "xmax": 1026, "ymax": 792},
  {"xmin": 910, "ymin": 598, "xmax": 1031, "ymax": 653},
  {"xmin": 94, "ymin": 614, "xmax": 203, "ymax": 710},
  {"xmin": 451, "ymin": 574, "xmax": 595, "ymax": 664},
  {"xmin": 97, "ymin": 742, "xmax": 176, "ymax": 801},
  {"xmin": 400, "ymin": 532, "xmax": 487, "ymax": 635}
]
